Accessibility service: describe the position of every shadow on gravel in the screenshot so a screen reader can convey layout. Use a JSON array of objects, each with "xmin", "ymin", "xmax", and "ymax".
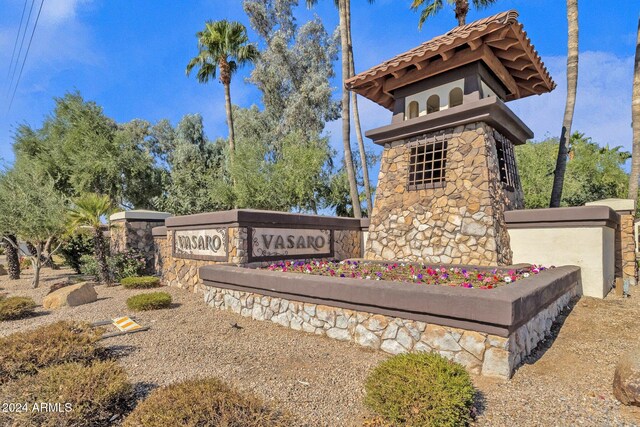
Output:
[
  {"xmin": 472, "ymin": 389, "xmax": 488, "ymax": 418},
  {"xmin": 133, "ymin": 381, "xmax": 158, "ymax": 400},
  {"xmin": 169, "ymin": 303, "xmax": 182, "ymax": 309},
  {"xmin": 519, "ymin": 296, "xmax": 579, "ymax": 367},
  {"xmin": 106, "ymin": 344, "xmax": 138, "ymax": 359}
]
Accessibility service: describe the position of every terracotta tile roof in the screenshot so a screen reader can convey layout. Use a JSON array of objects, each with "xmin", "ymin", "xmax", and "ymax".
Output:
[{"xmin": 346, "ymin": 10, "xmax": 556, "ymax": 110}]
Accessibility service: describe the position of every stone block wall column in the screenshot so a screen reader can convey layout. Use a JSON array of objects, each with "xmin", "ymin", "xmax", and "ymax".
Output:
[
  {"xmin": 365, "ymin": 122, "xmax": 523, "ymax": 266},
  {"xmin": 109, "ymin": 210, "xmax": 172, "ymax": 274}
]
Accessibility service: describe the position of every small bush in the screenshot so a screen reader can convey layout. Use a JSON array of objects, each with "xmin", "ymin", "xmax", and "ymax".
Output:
[
  {"xmin": 126, "ymin": 292, "xmax": 171, "ymax": 311},
  {"xmin": 0, "ymin": 296, "xmax": 36, "ymax": 321},
  {"xmin": 121, "ymin": 276, "xmax": 161, "ymax": 289},
  {"xmin": 0, "ymin": 321, "xmax": 103, "ymax": 385},
  {"xmin": 123, "ymin": 377, "xmax": 292, "ymax": 427},
  {"xmin": 59, "ymin": 232, "xmax": 94, "ymax": 274},
  {"xmin": 0, "ymin": 360, "xmax": 133, "ymax": 427},
  {"xmin": 109, "ymin": 249, "xmax": 147, "ymax": 280},
  {"xmin": 364, "ymin": 352, "xmax": 475, "ymax": 427},
  {"xmin": 79, "ymin": 253, "xmax": 99, "ymax": 277}
]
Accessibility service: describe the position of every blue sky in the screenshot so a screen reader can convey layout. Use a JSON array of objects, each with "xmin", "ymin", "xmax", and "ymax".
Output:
[{"xmin": 0, "ymin": 0, "xmax": 638, "ymax": 178}]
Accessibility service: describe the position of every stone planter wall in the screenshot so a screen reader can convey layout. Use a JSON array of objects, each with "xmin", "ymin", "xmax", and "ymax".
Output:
[
  {"xmin": 203, "ymin": 279, "xmax": 576, "ymax": 379},
  {"xmin": 200, "ymin": 264, "xmax": 580, "ymax": 378}
]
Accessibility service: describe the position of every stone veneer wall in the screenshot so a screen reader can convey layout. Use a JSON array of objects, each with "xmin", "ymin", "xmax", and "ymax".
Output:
[
  {"xmin": 203, "ymin": 284, "xmax": 577, "ymax": 379},
  {"xmin": 111, "ymin": 219, "xmax": 166, "ymax": 272},
  {"xmin": 365, "ymin": 122, "xmax": 523, "ymax": 266},
  {"xmin": 619, "ymin": 213, "xmax": 637, "ymax": 286},
  {"xmin": 154, "ymin": 228, "xmax": 363, "ymax": 293}
]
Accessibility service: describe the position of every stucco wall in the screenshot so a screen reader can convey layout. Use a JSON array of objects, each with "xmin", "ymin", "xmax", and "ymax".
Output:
[{"xmin": 509, "ymin": 226, "xmax": 614, "ymax": 298}]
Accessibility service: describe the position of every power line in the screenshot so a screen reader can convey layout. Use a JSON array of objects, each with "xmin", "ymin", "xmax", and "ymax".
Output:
[
  {"xmin": 5, "ymin": 0, "xmax": 36, "ymax": 104},
  {"xmin": 5, "ymin": 0, "xmax": 29, "ymax": 83},
  {"xmin": 7, "ymin": 0, "xmax": 46, "ymax": 114}
]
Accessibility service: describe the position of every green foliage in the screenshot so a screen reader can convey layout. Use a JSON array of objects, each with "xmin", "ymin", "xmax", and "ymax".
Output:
[
  {"xmin": 0, "ymin": 361, "xmax": 133, "ymax": 427},
  {"xmin": 0, "ymin": 296, "xmax": 36, "ymax": 321},
  {"xmin": 517, "ymin": 133, "xmax": 631, "ymax": 208},
  {"xmin": 68, "ymin": 193, "xmax": 114, "ymax": 230},
  {"xmin": 364, "ymin": 352, "xmax": 475, "ymax": 427},
  {"xmin": 126, "ymin": 292, "xmax": 172, "ymax": 311},
  {"xmin": 410, "ymin": 0, "xmax": 498, "ymax": 28},
  {"xmin": 59, "ymin": 232, "xmax": 94, "ymax": 274},
  {"xmin": 12, "ymin": 92, "xmax": 165, "ymax": 209},
  {"xmin": 122, "ymin": 377, "xmax": 293, "ymax": 427},
  {"xmin": 79, "ymin": 250, "xmax": 147, "ymax": 281},
  {"xmin": 0, "ymin": 321, "xmax": 103, "ymax": 385},
  {"xmin": 121, "ymin": 276, "xmax": 161, "ymax": 289}
]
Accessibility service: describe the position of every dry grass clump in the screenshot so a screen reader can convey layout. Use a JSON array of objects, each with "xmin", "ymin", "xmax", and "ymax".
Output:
[
  {"xmin": 126, "ymin": 292, "xmax": 172, "ymax": 311},
  {"xmin": 364, "ymin": 352, "xmax": 475, "ymax": 427},
  {"xmin": 121, "ymin": 276, "xmax": 161, "ymax": 289},
  {"xmin": 123, "ymin": 377, "xmax": 293, "ymax": 427},
  {"xmin": 0, "ymin": 296, "xmax": 36, "ymax": 321},
  {"xmin": 0, "ymin": 321, "xmax": 103, "ymax": 385},
  {"xmin": 0, "ymin": 360, "xmax": 133, "ymax": 427}
]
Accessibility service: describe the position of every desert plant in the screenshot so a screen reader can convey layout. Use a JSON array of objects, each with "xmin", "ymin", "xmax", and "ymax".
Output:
[
  {"xmin": 0, "ymin": 360, "xmax": 133, "ymax": 427},
  {"xmin": 364, "ymin": 352, "xmax": 475, "ymax": 427},
  {"xmin": 0, "ymin": 296, "xmax": 36, "ymax": 321},
  {"xmin": 126, "ymin": 292, "xmax": 172, "ymax": 311},
  {"xmin": 123, "ymin": 377, "xmax": 292, "ymax": 427},
  {"xmin": 121, "ymin": 276, "xmax": 161, "ymax": 289},
  {"xmin": 0, "ymin": 321, "xmax": 103, "ymax": 385},
  {"xmin": 109, "ymin": 249, "xmax": 147, "ymax": 280},
  {"xmin": 59, "ymin": 232, "xmax": 94, "ymax": 274}
]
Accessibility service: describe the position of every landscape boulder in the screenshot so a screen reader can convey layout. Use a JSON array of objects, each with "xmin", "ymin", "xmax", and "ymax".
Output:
[
  {"xmin": 43, "ymin": 282, "xmax": 97, "ymax": 309},
  {"xmin": 0, "ymin": 264, "xmax": 7, "ymax": 276},
  {"xmin": 613, "ymin": 349, "xmax": 640, "ymax": 406}
]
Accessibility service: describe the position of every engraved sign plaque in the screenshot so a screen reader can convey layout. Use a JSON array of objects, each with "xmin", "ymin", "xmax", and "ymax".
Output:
[
  {"xmin": 173, "ymin": 228, "xmax": 227, "ymax": 261},
  {"xmin": 249, "ymin": 227, "xmax": 333, "ymax": 261}
]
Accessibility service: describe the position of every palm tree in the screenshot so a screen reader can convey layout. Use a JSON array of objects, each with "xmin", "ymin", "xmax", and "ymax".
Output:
[
  {"xmin": 550, "ymin": 0, "xmax": 579, "ymax": 207},
  {"xmin": 307, "ymin": 0, "xmax": 373, "ymax": 218},
  {"xmin": 186, "ymin": 20, "xmax": 259, "ymax": 159},
  {"xmin": 68, "ymin": 193, "xmax": 114, "ymax": 284},
  {"xmin": 410, "ymin": 0, "xmax": 498, "ymax": 28},
  {"xmin": 2, "ymin": 234, "xmax": 20, "ymax": 279},
  {"xmin": 628, "ymin": 17, "xmax": 640, "ymax": 201}
]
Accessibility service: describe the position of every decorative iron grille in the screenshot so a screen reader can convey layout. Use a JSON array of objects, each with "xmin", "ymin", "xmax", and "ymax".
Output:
[
  {"xmin": 407, "ymin": 133, "xmax": 448, "ymax": 190},
  {"xmin": 494, "ymin": 130, "xmax": 520, "ymax": 191}
]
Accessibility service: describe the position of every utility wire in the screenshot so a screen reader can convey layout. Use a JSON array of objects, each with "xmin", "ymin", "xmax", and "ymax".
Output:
[
  {"xmin": 5, "ymin": 0, "xmax": 29, "ymax": 84},
  {"xmin": 5, "ymin": 0, "xmax": 36, "ymax": 104},
  {"xmin": 7, "ymin": 0, "xmax": 46, "ymax": 114}
]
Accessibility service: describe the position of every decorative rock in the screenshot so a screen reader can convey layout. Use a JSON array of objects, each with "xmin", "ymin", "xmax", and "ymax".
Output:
[
  {"xmin": 613, "ymin": 349, "xmax": 640, "ymax": 406},
  {"xmin": 381, "ymin": 339, "xmax": 407, "ymax": 355},
  {"xmin": 424, "ymin": 325, "xmax": 462, "ymax": 352},
  {"xmin": 43, "ymin": 282, "xmax": 97, "ymax": 309},
  {"xmin": 0, "ymin": 264, "xmax": 7, "ymax": 276},
  {"xmin": 326, "ymin": 327, "xmax": 351, "ymax": 341},
  {"xmin": 459, "ymin": 331, "xmax": 486, "ymax": 360},
  {"xmin": 355, "ymin": 325, "xmax": 380, "ymax": 349},
  {"xmin": 395, "ymin": 327, "xmax": 415, "ymax": 350},
  {"xmin": 482, "ymin": 347, "xmax": 511, "ymax": 378},
  {"xmin": 363, "ymin": 314, "xmax": 388, "ymax": 332}
]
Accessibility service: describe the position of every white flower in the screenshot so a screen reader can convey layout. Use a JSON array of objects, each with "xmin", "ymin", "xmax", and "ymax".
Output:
[
  {"xmin": 504, "ymin": 276, "xmax": 512, "ymax": 283},
  {"xmin": 523, "ymin": 272, "xmax": 530, "ymax": 278}
]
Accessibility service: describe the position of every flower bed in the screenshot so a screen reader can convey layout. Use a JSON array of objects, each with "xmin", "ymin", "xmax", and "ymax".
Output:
[{"xmin": 264, "ymin": 260, "xmax": 548, "ymax": 289}]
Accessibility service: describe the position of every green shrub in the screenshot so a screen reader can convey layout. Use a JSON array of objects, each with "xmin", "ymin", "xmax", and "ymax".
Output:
[
  {"xmin": 364, "ymin": 352, "xmax": 475, "ymax": 427},
  {"xmin": 121, "ymin": 276, "xmax": 161, "ymax": 289},
  {"xmin": 0, "ymin": 321, "xmax": 103, "ymax": 385},
  {"xmin": 0, "ymin": 360, "xmax": 133, "ymax": 427},
  {"xmin": 109, "ymin": 249, "xmax": 147, "ymax": 280},
  {"xmin": 59, "ymin": 232, "xmax": 94, "ymax": 274},
  {"xmin": 123, "ymin": 377, "xmax": 292, "ymax": 427},
  {"xmin": 79, "ymin": 254, "xmax": 99, "ymax": 277},
  {"xmin": 126, "ymin": 292, "xmax": 172, "ymax": 311},
  {"xmin": 0, "ymin": 296, "xmax": 36, "ymax": 321}
]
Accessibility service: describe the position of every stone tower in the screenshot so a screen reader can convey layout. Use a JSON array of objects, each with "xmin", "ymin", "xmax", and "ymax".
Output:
[{"xmin": 346, "ymin": 10, "xmax": 555, "ymax": 266}]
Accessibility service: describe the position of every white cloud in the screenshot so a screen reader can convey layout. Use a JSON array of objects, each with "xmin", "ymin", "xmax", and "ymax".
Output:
[
  {"xmin": 511, "ymin": 51, "xmax": 635, "ymax": 150},
  {"xmin": 40, "ymin": 0, "xmax": 89, "ymax": 25}
]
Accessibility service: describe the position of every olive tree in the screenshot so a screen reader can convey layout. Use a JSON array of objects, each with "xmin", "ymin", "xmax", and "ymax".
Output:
[{"xmin": 0, "ymin": 164, "xmax": 67, "ymax": 288}]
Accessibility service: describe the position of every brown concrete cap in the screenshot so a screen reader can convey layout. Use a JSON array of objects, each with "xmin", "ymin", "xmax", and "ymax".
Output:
[
  {"xmin": 166, "ymin": 209, "xmax": 365, "ymax": 230},
  {"xmin": 505, "ymin": 206, "xmax": 619, "ymax": 229},
  {"xmin": 152, "ymin": 226, "xmax": 167, "ymax": 237}
]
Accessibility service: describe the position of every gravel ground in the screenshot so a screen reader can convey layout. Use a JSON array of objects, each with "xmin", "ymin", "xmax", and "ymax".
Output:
[{"xmin": 2, "ymin": 267, "xmax": 640, "ymax": 426}]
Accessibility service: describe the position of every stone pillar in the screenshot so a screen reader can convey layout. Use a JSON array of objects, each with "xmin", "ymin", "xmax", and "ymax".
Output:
[
  {"xmin": 586, "ymin": 199, "xmax": 637, "ymax": 287},
  {"xmin": 109, "ymin": 210, "xmax": 172, "ymax": 273},
  {"xmin": 365, "ymin": 122, "xmax": 524, "ymax": 266}
]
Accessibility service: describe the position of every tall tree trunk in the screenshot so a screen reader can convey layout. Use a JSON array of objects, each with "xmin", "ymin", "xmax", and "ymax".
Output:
[
  {"xmin": 93, "ymin": 227, "xmax": 110, "ymax": 284},
  {"xmin": 223, "ymin": 81, "xmax": 235, "ymax": 156},
  {"xmin": 346, "ymin": 2, "xmax": 373, "ymax": 216},
  {"xmin": 628, "ymin": 17, "xmax": 640, "ymax": 201},
  {"xmin": 3, "ymin": 235, "xmax": 20, "ymax": 279},
  {"xmin": 338, "ymin": 0, "xmax": 362, "ymax": 218},
  {"xmin": 550, "ymin": 0, "xmax": 579, "ymax": 208},
  {"xmin": 455, "ymin": 0, "xmax": 469, "ymax": 26}
]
